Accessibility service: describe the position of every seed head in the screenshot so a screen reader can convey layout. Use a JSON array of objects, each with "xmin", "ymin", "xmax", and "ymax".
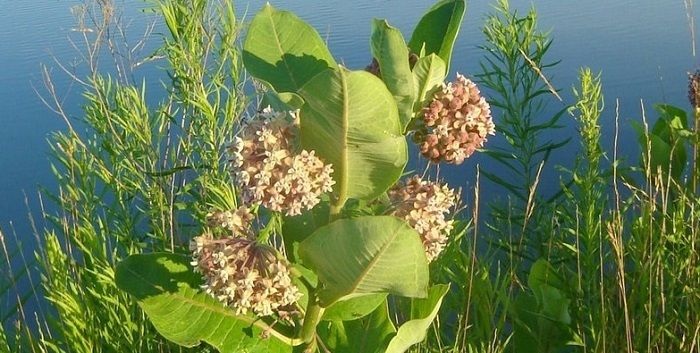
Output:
[
  {"xmin": 190, "ymin": 235, "xmax": 302, "ymax": 319},
  {"xmin": 414, "ymin": 74, "xmax": 495, "ymax": 164},
  {"xmin": 689, "ymin": 70, "xmax": 700, "ymax": 108},
  {"xmin": 388, "ymin": 176, "xmax": 458, "ymax": 261},
  {"xmin": 227, "ymin": 107, "xmax": 334, "ymax": 216}
]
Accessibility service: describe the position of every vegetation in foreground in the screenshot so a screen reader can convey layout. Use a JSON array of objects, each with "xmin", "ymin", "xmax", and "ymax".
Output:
[{"xmin": 1, "ymin": 0, "xmax": 699, "ymax": 352}]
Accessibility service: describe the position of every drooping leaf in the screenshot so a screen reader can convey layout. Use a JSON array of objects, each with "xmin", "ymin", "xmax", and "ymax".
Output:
[
  {"xmin": 411, "ymin": 54, "xmax": 446, "ymax": 114},
  {"xmin": 384, "ymin": 284, "xmax": 449, "ymax": 353},
  {"xmin": 408, "ymin": 0, "xmax": 465, "ymax": 72},
  {"xmin": 528, "ymin": 259, "xmax": 566, "ymax": 292},
  {"xmin": 510, "ymin": 259, "xmax": 574, "ymax": 353},
  {"xmin": 527, "ymin": 259, "xmax": 570, "ymax": 325},
  {"xmin": 654, "ymin": 103, "xmax": 688, "ymax": 135},
  {"xmin": 318, "ymin": 302, "xmax": 396, "ymax": 353},
  {"xmin": 370, "ymin": 19, "xmax": 415, "ymax": 132},
  {"xmin": 299, "ymin": 68, "xmax": 408, "ymax": 203},
  {"xmin": 299, "ymin": 216, "xmax": 428, "ymax": 305},
  {"xmin": 115, "ymin": 253, "xmax": 294, "ymax": 353},
  {"xmin": 322, "ymin": 293, "xmax": 388, "ymax": 321},
  {"xmin": 644, "ymin": 132, "xmax": 687, "ymax": 182},
  {"xmin": 243, "ymin": 4, "xmax": 336, "ymax": 93},
  {"xmin": 634, "ymin": 105, "xmax": 689, "ymax": 182}
]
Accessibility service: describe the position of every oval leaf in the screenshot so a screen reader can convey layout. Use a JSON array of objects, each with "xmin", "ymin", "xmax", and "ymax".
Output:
[
  {"xmin": 115, "ymin": 253, "xmax": 294, "ymax": 353},
  {"xmin": 299, "ymin": 68, "xmax": 408, "ymax": 203},
  {"xmin": 408, "ymin": 0, "xmax": 465, "ymax": 72},
  {"xmin": 370, "ymin": 19, "xmax": 416, "ymax": 132},
  {"xmin": 243, "ymin": 4, "xmax": 336, "ymax": 93},
  {"xmin": 299, "ymin": 216, "xmax": 428, "ymax": 305},
  {"xmin": 322, "ymin": 293, "xmax": 388, "ymax": 322},
  {"xmin": 384, "ymin": 284, "xmax": 449, "ymax": 353},
  {"xmin": 412, "ymin": 54, "xmax": 447, "ymax": 114}
]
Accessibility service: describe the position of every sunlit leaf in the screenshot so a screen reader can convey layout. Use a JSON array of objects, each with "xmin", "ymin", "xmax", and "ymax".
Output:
[
  {"xmin": 299, "ymin": 216, "xmax": 428, "ymax": 305},
  {"xmin": 115, "ymin": 253, "xmax": 294, "ymax": 353},
  {"xmin": 408, "ymin": 0, "xmax": 465, "ymax": 72},
  {"xmin": 243, "ymin": 4, "xmax": 336, "ymax": 93},
  {"xmin": 370, "ymin": 19, "xmax": 415, "ymax": 131},
  {"xmin": 299, "ymin": 68, "xmax": 408, "ymax": 203}
]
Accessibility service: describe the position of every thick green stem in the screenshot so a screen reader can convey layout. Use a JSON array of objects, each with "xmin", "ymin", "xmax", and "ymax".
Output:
[
  {"xmin": 329, "ymin": 201, "xmax": 345, "ymax": 222},
  {"xmin": 301, "ymin": 292, "xmax": 324, "ymax": 344}
]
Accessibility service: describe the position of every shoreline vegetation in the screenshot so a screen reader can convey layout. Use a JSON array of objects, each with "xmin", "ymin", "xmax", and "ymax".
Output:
[{"xmin": 2, "ymin": 0, "xmax": 699, "ymax": 352}]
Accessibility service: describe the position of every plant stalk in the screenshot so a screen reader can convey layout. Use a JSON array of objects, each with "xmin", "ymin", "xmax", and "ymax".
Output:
[{"xmin": 300, "ymin": 292, "xmax": 324, "ymax": 345}]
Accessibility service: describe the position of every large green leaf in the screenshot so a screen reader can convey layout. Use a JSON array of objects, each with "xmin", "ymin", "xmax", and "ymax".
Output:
[
  {"xmin": 299, "ymin": 216, "xmax": 428, "ymax": 305},
  {"xmin": 634, "ymin": 105, "xmax": 690, "ymax": 182},
  {"xmin": 384, "ymin": 284, "xmax": 449, "ymax": 353},
  {"xmin": 242, "ymin": 4, "xmax": 336, "ymax": 93},
  {"xmin": 408, "ymin": 0, "xmax": 465, "ymax": 72},
  {"xmin": 299, "ymin": 68, "xmax": 408, "ymax": 203},
  {"xmin": 510, "ymin": 259, "xmax": 575, "ymax": 352},
  {"xmin": 527, "ymin": 260, "xmax": 571, "ymax": 325},
  {"xmin": 115, "ymin": 253, "xmax": 294, "ymax": 353},
  {"xmin": 411, "ymin": 54, "xmax": 447, "ymax": 114},
  {"xmin": 370, "ymin": 19, "xmax": 415, "ymax": 132},
  {"xmin": 318, "ymin": 302, "xmax": 396, "ymax": 353}
]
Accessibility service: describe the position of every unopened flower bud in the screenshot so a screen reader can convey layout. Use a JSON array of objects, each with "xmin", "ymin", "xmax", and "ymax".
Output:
[{"xmin": 413, "ymin": 74, "xmax": 495, "ymax": 165}]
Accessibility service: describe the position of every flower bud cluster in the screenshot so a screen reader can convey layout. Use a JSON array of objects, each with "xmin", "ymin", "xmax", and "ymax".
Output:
[
  {"xmin": 190, "ymin": 233, "xmax": 302, "ymax": 318},
  {"xmin": 228, "ymin": 107, "xmax": 334, "ymax": 216},
  {"xmin": 388, "ymin": 176, "xmax": 458, "ymax": 261},
  {"xmin": 414, "ymin": 74, "xmax": 495, "ymax": 165}
]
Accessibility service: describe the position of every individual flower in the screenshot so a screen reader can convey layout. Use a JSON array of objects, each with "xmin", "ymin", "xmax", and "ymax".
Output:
[
  {"xmin": 206, "ymin": 206, "xmax": 254, "ymax": 236},
  {"xmin": 413, "ymin": 73, "xmax": 495, "ymax": 165},
  {"xmin": 388, "ymin": 175, "xmax": 458, "ymax": 261},
  {"xmin": 227, "ymin": 107, "xmax": 334, "ymax": 216},
  {"xmin": 190, "ymin": 235, "xmax": 302, "ymax": 319}
]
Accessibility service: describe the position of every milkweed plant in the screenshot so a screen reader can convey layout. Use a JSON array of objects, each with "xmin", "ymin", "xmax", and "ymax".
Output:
[{"xmin": 114, "ymin": 1, "xmax": 496, "ymax": 352}]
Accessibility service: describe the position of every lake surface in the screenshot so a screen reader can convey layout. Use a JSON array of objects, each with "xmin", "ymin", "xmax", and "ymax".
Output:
[{"xmin": 1, "ymin": 0, "xmax": 698, "ymax": 240}]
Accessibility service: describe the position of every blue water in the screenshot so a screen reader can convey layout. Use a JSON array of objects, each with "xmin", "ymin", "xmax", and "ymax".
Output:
[{"xmin": 1, "ymin": 0, "xmax": 698, "ymax": 240}]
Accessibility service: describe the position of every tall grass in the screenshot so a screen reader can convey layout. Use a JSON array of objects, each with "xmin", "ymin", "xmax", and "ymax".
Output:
[
  {"xmin": 2, "ymin": 0, "xmax": 243, "ymax": 351},
  {"xmin": 1, "ymin": 0, "xmax": 699, "ymax": 352},
  {"xmin": 421, "ymin": 1, "xmax": 700, "ymax": 353}
]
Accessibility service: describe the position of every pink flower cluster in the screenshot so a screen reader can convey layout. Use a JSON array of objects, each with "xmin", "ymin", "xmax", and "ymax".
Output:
[{"xmin": 414, "ymin": 74, "xmax": 495, "ymax": 165}]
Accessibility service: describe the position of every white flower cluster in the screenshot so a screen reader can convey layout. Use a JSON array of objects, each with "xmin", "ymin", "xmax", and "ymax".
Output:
[
  {"xmin": 227, "ymin": 107, "xmax": 334, "ymax": 216},
  {"xmin": 414, "ymin": 73, "xmax": 495, "ymax": 165},
  {"xmin": 190, "ymin": 235, "xmax": 302, "ymax": 318},
  {"xmin": 388, "ymin": 176, "xmax": 458, "ymax": 261}
]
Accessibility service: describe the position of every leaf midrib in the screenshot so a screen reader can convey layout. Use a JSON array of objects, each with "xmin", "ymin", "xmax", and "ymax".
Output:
[
  {"xmin": 335, "ymin": 69, "xmax": 350, "ymax": 207},
  {"xmin": 344, "ymin": 220, "xmax": 403, "ymax": 296},
  {"xmin": 265, "ymin": 6, "xmax": 299, "ymax": 90}
]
